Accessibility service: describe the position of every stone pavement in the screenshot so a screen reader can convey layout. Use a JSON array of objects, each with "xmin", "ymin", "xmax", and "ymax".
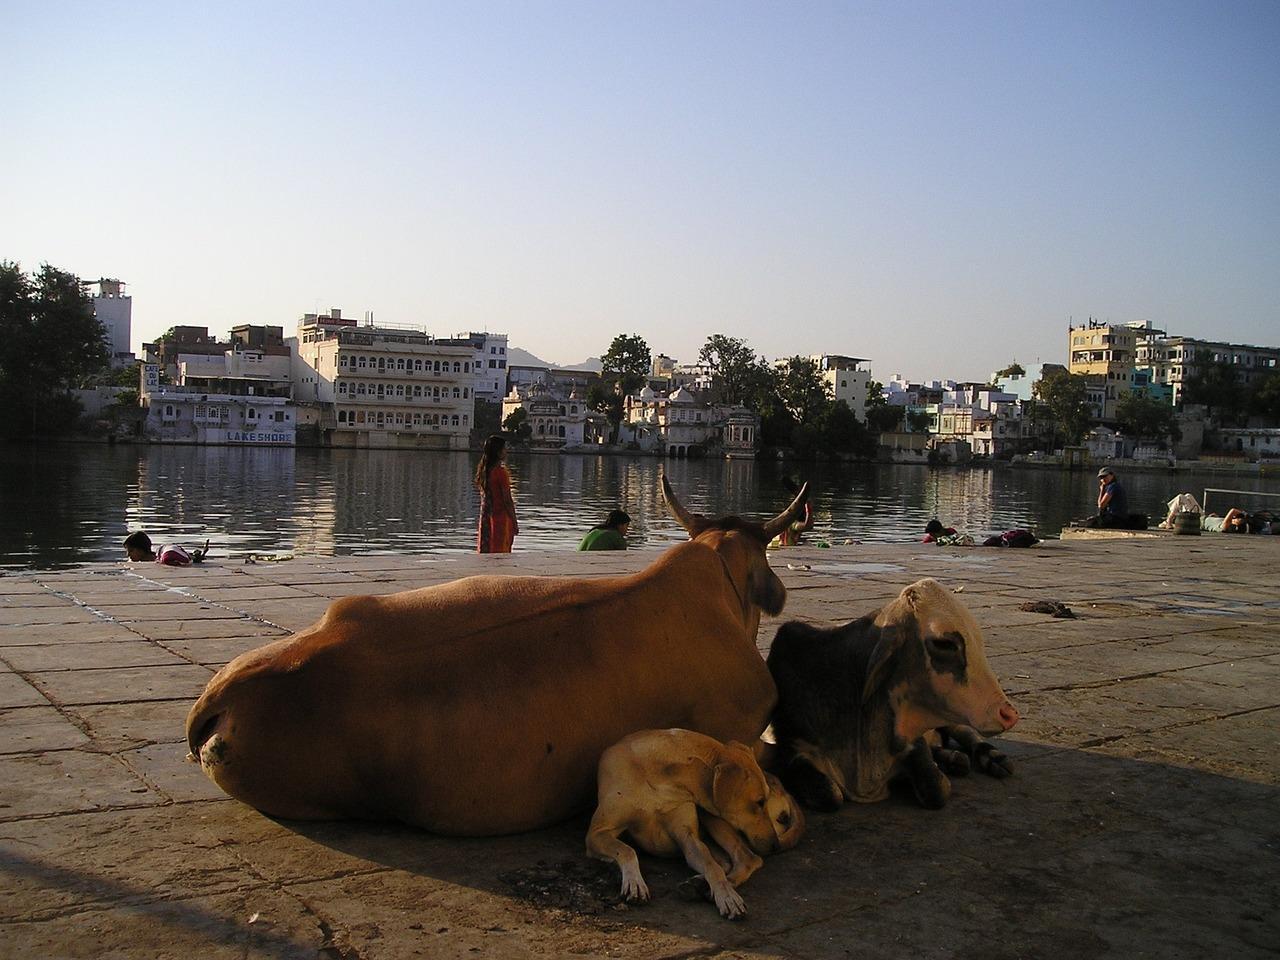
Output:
[{"xmin": 1, "ymin": 536, "xmax": 1277, "ymax": 959}]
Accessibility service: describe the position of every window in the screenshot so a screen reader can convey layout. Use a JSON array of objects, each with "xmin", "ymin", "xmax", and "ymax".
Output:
[
  {"xmin": 462, "ymin": 414, "xmax": 468, "ymax": 424},
  {"xmin": 453, "ymin": 387, "xmax": 461, "ymax": 398},
  {"xmin": 274, "ymin": 411, "xmax": 285, "ymax": 422},
  {"xmin": 453, "ymin": 361, "xmax": 461, "ymax": 372},
  {"xmin": 413, "ymin": 385, "xmax": 421, "ymax": 397},
  {"xmin": 452, "ymin": 414, "xmax": 459, "ymax": 426},
  {"xmin": 463, "ymin": 362, "xmax": 469, "ymax": 372},
  {"xmin": 434, "ymin": 361, "xmax": 441, "ymax": 373},
  {"xmin": 414, "ymin": 359, "xmax": 422, "ymax": 372},
  {"xmin": 338, "ymin": 410, "xmax": 347, "ymax": 423},
  {"xmin": 247, "ymin": 408, "xmax": 257, "ymax": 420},
  {"xmin": 463, "ymin": 387, "xmax": 469, "ymax": 398}
]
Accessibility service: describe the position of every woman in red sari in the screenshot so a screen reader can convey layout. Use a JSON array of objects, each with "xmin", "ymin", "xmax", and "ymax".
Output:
[{"xmin": 476, "ymin": 434, "xmax": 518, "ymax": 553}]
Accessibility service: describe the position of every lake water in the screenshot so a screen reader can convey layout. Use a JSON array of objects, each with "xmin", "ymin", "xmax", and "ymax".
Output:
[{"xmin": 2, "ymin": 443, "xmax": 1278, "ymax": 569}]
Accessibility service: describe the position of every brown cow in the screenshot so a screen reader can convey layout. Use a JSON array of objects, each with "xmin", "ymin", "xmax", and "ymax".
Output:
[
  {"xmin": 185, "ymin": 478, "xmax": 806, "ymax": 836},
  {"xmin": 766, "ymin": 578, "xmax": 1019, "ymax": 811}
]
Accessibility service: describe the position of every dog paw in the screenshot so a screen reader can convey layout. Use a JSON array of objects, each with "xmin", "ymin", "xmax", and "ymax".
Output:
[
  {"xmin": 619, "ymin": 874, "xmax": 650, "ymax": 903},
  {"xmin": 974, "ymin": 742, "xmax": 1014, "ymax": 779},
  {"xmin": 712, "ymin": 884, "xmax": 747, "ymax": 920}
]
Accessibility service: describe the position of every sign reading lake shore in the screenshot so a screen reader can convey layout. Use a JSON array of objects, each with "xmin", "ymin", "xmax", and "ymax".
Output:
[{"xmin": 226, "ymin": 430, "xmax": 293, "ymax": 444}]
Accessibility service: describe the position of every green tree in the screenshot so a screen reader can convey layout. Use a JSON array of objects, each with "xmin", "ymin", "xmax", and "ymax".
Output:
[
  {"xmin": 863, "ymin": 380, "xmax": 903, "ymax": 433},
  {"xmin": 502, "ymin": 406, "xmax": 533, "ymax": 440},
  {"xmin": 586, "ymin": 381, "xmax": 624, "ymax": 442},
  {"xmin": 1115, "ymin": 391, "xmax": 1181, "ymax": 444},
  {"xmin": 1181, "ymin": 352, "xmax": 1246, "ymax": 423},
  {"xmin": 600, "ymin": 334, "xmax": 651, "ymax": 395},
  {"xmin": 697, "ymin": 334, "xmax": 758, "ymax": 405},
  {"xmin": 906, "ymin": 409, "xmax": 932, "ymax": 433},
  {"xmin": 0, "ymin": 262, "xmax": 110, "ymax": 438},
  {"xmin": 1251, "ymin": 372, "xmax": 1280, "ymax": 424},
  {"xmin": 817, "ymin": 400, "xmax": 874, "ymax": 457},
  {"xmin": 993, "ymin": 362, "xmax": 1025, "ymax": 382},
  {"xmin": 774, "ymin": 356, "xmax": 831, "ymax": 426},
  {"xmin": 1033, "ymin": 369, "xmax": 1092, "ymax": 447}
]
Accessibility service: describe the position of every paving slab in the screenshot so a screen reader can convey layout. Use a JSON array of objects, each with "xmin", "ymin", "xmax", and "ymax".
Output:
[
  {"xmin": 26, "ymin": 663, "xmax": 214, "ymax": 707},
  {"xmin": 0, "ymin": 640, "xmax": 190, "ymax": 672},
  {"xmin": 1, "ymin": 537, "xmax": 1277, "ymax": 959}
]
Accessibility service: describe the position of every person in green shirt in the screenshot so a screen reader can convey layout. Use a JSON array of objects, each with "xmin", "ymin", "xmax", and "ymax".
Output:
[{"xmin": 578, "ymin": 510, "xmax": 631, "ymax": 551}]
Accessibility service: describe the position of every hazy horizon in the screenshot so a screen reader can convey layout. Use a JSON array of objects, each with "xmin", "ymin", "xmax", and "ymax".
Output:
[{"xmin": 5, "ymin": 1, "xmax": 1277, "ymax": 383}]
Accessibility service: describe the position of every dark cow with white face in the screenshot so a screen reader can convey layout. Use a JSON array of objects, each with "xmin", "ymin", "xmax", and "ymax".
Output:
[{"xmin": 766, "ymin": 578, "xmax": 1019, "ymax": 811}]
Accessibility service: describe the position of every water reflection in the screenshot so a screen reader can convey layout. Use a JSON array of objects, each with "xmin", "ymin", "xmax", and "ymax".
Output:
[{"xmin": 2, "ymin": 443, "xmax": 1277, "ymax": 569}]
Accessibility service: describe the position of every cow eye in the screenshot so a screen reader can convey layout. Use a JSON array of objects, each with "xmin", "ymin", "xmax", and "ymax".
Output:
[{"xmin": 929, "ymin": 635, "xmax": 961, "ymax": 654}]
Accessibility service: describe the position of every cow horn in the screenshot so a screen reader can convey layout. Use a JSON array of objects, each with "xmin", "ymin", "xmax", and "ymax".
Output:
[
  {"xmin": 762, "ymin": 482, "xmax": 809, "ymax": 542},
  {"xmin": 661, "ymin": 474, "xmax": 702, "ymax": 533}
]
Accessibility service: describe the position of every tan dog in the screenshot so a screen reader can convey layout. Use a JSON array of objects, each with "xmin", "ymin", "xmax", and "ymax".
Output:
[{"xmin": 587, "ymin": 728, "xmax": 805, "ymax": 919}]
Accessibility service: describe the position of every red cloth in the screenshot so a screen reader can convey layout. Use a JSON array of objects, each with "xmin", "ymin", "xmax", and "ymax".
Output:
[{"xmin": 477, "ymin": 465, "xmax": 516, "ymax": 553}]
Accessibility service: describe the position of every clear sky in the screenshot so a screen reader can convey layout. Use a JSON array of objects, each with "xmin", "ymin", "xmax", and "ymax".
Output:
[{"xmin": 4, "ymin": 1, "xmax": 1277, "ymax": 382}]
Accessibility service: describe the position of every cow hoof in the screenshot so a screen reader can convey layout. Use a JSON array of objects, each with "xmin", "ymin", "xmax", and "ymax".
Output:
[
  {"xmin": 932, "ymin": 747, "xmax": 971, "ymax": 777},
  {"xmin": 974, "ymin": 743, "xmax": 1014, "ymax": 778}
]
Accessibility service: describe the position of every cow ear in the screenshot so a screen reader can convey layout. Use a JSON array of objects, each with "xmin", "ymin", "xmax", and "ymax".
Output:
[
  {"xmin": 749, "ymin": 562, "xmax": 788, "ymax": 616},
  {"xmin": 861, "ymin": 621, "xmax": 908, "ymax": 702}
]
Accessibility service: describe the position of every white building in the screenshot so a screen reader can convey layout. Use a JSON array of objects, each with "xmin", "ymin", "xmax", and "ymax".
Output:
[
  {"xmin": 812, "ymin": 355, "xmax": 871, "ymax": 421},
  {"xmin": 445, "ymin": 331, "xmax": 510, "ymax": 400},
  {"xmin": 176, "ymin": 348, "xmax": 292, "ymax": 397},
  {"xmin": 501, "ymin": 383, "xmax": 603, "ymax": 447},
  {"xmin": 88, "ymin": 278, "xmax": 133, "ymax": 366},
  {"xmin": 624, "ymin": 386, "xmax": 758, "ymax": 458},
  {"xmin": 139, "ymin": 364, "xmax": 295, "ymax": 445},
  {"xmin": 294, "ymin": 311, "xmax": 475, "ymax": 450}
]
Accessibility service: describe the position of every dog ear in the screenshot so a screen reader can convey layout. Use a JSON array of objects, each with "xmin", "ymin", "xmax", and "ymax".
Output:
[{"xmin": 712, "ymin": 746, "xmax": 765, "ymax": 812}]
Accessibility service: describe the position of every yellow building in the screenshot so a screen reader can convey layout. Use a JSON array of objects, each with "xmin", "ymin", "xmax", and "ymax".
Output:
[{"xmin": 1067, "ymin": 322, "xmax": 1138, "ymax": 420}]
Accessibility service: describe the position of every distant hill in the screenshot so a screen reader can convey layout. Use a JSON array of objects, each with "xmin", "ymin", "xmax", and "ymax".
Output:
[
  {"xmin": 507, "ymin": 347, "xmax": 603, "ymax": 373},
  {"xmin": 506, "ymin": 347, "xmax": 555, "ymax": 368}
]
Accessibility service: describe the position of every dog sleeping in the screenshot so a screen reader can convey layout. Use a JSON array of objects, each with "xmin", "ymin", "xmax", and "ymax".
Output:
[{"xmin": 586, "ymin": 728, "xmax": 804, "ymax": 919}]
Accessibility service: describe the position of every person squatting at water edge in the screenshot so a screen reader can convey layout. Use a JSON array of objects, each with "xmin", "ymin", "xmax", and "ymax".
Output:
[
  {"xmin": 578, "ymin": 510, "xmax": 631, "ymax": 551},
  {"xmin": 475, "ymin": 434, "xmax": 518, "ymax": 553}
]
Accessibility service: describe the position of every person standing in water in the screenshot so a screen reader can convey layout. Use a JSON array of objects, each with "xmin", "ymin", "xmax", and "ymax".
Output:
[{"xmin": 476, "ymin": 434, "xmax": 518, "ymax": 553}]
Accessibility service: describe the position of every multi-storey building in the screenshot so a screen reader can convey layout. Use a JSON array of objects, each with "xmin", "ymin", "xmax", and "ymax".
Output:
[
  {"xmin": 501, "ymin": 382, "xmax": 604, "ymax": 447},
  {"xmin": 812, "ymin": 355, "xmax": 871, "ymax": 421},
  {"xmin": 139, "ymin": 364, "xmax": 296, "ymax": 446},
  {"xmin": 624, "ymin": 386, "xmax": 758, "ymax": 458},
  {"xmin": 294, "ymin": 310, "xmax": 475, "ymax": 449},
  {"xmin": 1135, "ymin": 333, "xmax": 1280, "ymax": 405},
  {"xmin": 87, "ymin": 278, "xmax": 133, "ymax": 366},
  {"xmin": 1068, "ymin": 321, "xmax": 1139, "ymax": 420},
  {"xmin": 443, "ymin": 331, "xmax": 509, "ymax": 400}
]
